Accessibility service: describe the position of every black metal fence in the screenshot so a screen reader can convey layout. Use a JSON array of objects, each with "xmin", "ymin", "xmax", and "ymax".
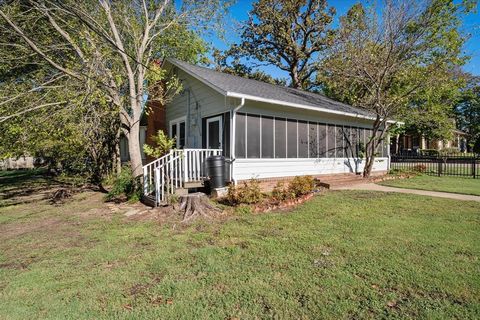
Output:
[{"xmin": 390, "ymin": 153, "xmax": 480, "ymax": 178}]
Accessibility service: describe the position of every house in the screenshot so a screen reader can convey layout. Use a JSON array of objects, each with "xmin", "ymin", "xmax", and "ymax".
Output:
[
  {"xmin": 391, "ymin": 129, "xmax": 468, "ymax": 155},
  {"xmin": 139, "ymin": 59, "xmax": 392, "ymax": 205}
]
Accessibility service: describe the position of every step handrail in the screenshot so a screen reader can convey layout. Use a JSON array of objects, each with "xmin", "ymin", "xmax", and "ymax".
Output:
[{"xmin": 143, "ymin": 148, "xmax": 223, "ymax": 206}]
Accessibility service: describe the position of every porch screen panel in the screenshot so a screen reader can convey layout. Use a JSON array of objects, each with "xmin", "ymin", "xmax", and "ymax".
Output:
[
  {"xmin": 375, "ymin": 131, "xmax": 382, "ymax": 156},
  {"xmin": 358, "ymin": 128, "xmax": 365, "ymax": 157},
  {"xmin": 318, "ymin": 124, "xmax": 327, "ymax": 157},
  {"xmin": 223, "ymin": 112, "xmax": 230, "ymax": 157},
  {"xmin": 327, "ymin": 124, "xmax": 336, "ymax": 157},
  {"xmin": 365, "ymin": 128, "xmax": 373, "ymax": 153},
  {"xmin": 287, "ymin": 119, "xmax": 298, "ymax": 158},
  {"xmin": 274, "ymin": 118, "xmax": 286, "ymax": 158},
  {"xmin": 235, "ymin": 113, "xmax": 246, "ymax": 158},
  {"xmin": 298, "ymin": 120, "xmax": 308, "ymax": 158},
  {"xmin": 308, "ymin": 122, "xmax": 318, "ymax": 158},
  {"xmin": 344, "ymin": 126, "xmax": 352, "ymax": 158},
  {"xmin": 247, "ymin": 114, "xmax": 260, "ymax": 158},
  {"xmin": 261, "ymin": 116, "xmax": 274, "ymax": 158},
  {"xmin": 336, "ymin": 125, "xmax": 345, "ymax": 158},
  {"xmin": 351, "ymin": 127, "xmax": 359, "ymax": 158}
]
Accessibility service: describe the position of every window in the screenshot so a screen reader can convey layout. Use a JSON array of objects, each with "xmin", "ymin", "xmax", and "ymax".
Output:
[
  {"xmin": 235, "ymin": 113, "xmax": 246, "ymax": 158},
  {"xmin": 275, "ymin": 118, "xmax": 286, "ymax": 158},
  {"xmin": 344, "ymin": 126, "xmax": 352, "ymax": 158},
  {"xmin": 309, "ymin": 122, "xmax": 318, "ymax": 158},
  {"xmin": 298, "ymin": 120, "xmax": 308, "ymax": 158},
  {"xmin": 261, "ymin": 116, "xmax": 274, "ymax": 158},
  {"xmin": 318, "ymin": 124, "xmax": 327, "ymax": 157},
  {"xmin": 327, "ymin": 124, "xmax": 336, "ymax": 158},
  {"xmin": 169, "ymin": 117, "xmax": 186, "ymax": 148},
  {"xmin": 287, "ymin": 119, "xmax": 298, "ymax": 158},
  {"xmin": 246, "ymin": 114, "xmax": 260, "ymax": 158},
  {"xmin": 233, "ymin": 111, "xmax": 375, "ymax": 160},
  {"xmin": 336, "ymin": 125, "xmax": 344, "ymax": 158}
]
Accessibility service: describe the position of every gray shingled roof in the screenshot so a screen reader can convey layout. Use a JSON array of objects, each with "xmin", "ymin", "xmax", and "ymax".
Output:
[{"xmin": 167, "ymin": 58, "xmax": 374, "ymax": 118}]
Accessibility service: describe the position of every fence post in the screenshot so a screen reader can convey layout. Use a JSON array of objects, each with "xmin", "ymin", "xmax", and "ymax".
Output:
[
  {"xmin": 473, "ymin": 159, "xmax": 477, "ymax": 179},
  {"xmin": 437, "ymin": 158, "xmax": 442, "ymax": 177}
]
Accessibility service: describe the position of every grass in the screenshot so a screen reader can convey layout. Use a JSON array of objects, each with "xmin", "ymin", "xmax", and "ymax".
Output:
[
  {"xmin": 379, "ymin": 175, "xmax": 480, "ymax": 196},
  {"xmin": 1, "ymin": 170, "xmax": 479, "ymax": 319}
]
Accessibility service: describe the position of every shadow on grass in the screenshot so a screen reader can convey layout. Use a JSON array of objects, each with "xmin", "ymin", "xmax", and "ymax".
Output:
[{"xmin": 0, "ymin": 169, "xmax": 89, "ymax": 208}]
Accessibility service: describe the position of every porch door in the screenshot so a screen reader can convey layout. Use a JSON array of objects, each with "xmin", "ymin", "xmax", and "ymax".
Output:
[{"xmin": 207, "ymin": 116, "xmax": 222, "ymax": 149}]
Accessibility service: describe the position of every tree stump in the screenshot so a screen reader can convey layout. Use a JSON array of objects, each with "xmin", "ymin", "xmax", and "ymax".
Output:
[{"xmin": 178, "ymin": 192, "xmax": 221, "ymax": 222}]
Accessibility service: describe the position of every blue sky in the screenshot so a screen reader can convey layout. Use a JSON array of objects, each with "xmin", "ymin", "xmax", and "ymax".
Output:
[{"xmin": 206, "ymin": 0, "xmax": 480, "ymax": 78}]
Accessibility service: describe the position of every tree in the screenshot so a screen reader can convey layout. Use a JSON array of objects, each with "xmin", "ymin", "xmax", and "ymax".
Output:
[
  {"xmin": 212, "ymin": 49, "xmax": 287, "ymax": 86},
  {"xmin": 400, "ymin": 68, "xmax": 465, "ymax": 143},
  {"xmin": 232, "ymin": 0, "xmax": 335, "ymax": 90},
  {"xmin": 0, "ymin": 0, "xmax": 228, "ymax": 179},
  {"xmin": 456, "ymin": 75, "xmax": 480, "ymax": 152},
  {"xmin": 319, "ymin": 0, "xmax": 474, "ymax": 177}
]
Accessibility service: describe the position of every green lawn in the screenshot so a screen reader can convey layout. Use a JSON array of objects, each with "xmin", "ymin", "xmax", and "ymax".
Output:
[
  {"xmin": 1, "ymin": 171, "xmax": 479, "ymax": 319},
  {"xmin": 379, "ymin": 175, "xmax": 480, "ymax": 196}
]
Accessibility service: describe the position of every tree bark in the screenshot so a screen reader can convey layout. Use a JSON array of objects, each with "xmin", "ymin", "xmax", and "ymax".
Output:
[
  {"xmin": 128, "ymin": 121, "xmax": 144, "ymax": 178},
  {"xmin": 179, "ymin": 192, "xmax": 221, "ymax": 222}
]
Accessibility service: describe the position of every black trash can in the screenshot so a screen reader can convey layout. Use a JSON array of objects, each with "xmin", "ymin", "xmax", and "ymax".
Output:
[{"xmin": 206, "ymin": 155, "xmax": 226, "ymax": 189}]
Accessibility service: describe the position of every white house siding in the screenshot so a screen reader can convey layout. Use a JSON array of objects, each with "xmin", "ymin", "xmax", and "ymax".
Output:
[
  {"xmin": 166, "ymin": 69, "xmax": 228, "ymax": 148},
  {"xmin": 233, "ymin": 158, "xmax": 388, "ymax": 181}
]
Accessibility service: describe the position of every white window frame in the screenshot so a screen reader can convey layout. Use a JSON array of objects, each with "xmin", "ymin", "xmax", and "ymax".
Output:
[
  {"xmin": 206, "ymin": 115, "xmax": 223, "ymax": 149},
  {"xmin": 169, "ymin": 116, "xmax": 186, "ymax": 148}
]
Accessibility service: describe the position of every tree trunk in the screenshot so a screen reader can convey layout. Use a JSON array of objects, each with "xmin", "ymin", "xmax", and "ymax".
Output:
[
  {"xmin": 114, "ymin": 129, "xmax": 122, "ymax": 174},
  {"xmin": 363, "ymin": 133, "xmax": 378, "ymax": 178},
  {"xmin": 179, "ymin": 192, "xmax": 221, "ymax": 222},
  {"xmin": 128, "ymin": 121, "xmax": 143, "ymax": 178}
]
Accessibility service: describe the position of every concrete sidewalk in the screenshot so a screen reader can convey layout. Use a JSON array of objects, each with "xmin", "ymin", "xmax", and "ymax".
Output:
[{"xmin": 333, "ymin": 183, "xmax": 480, "ymax": 202}]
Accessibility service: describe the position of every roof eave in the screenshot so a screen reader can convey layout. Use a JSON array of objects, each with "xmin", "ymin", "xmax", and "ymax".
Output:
[{"xmin": 227, "ymin": 92, "xmax": 401, "ymax": 124}]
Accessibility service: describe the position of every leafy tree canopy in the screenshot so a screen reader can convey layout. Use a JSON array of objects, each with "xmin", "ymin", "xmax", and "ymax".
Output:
[
  {"xmin": 229, "ymin": 0, "xmax": 335, "ymax": 90},
  {"xmin": 319, "ymin": 0, "xmax": 475, "ymax": 175}
]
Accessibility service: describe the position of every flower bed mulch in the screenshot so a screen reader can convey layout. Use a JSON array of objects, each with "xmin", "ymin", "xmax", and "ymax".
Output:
[
  {"xmin": 251, "ymin": 190, "xmax": 326, "ymax": 213},
  {"xmin": 370, "ymin": 172, "xmax": 418, "ymax": 184}
]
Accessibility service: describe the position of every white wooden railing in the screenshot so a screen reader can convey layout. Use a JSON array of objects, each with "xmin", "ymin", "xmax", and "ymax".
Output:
[
  {"xmin": 143, "ymin": 148, "xmax": 222, "ymax": 206},
  {"xmin": 183, "ymin": 148, "xmax": 222, "ymax": 182}
]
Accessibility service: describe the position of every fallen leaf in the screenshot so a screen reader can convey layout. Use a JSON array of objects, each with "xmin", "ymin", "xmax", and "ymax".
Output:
[{"xmin": 387, "ymin": 300, "xmax": 397, "ymax": 308}]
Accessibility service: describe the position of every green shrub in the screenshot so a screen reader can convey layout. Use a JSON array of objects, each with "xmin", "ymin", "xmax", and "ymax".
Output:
[
  {"xmin": 105, "ymin": 166, "xmax": 142, "ymax": 202},
  {"xmin": 420, "ymin": 149, "xmax": 439, "ymax": 156},
  {"xmin": 143, "ymin": 130, "xmax": 176, "ymax": 158},
  {"xmin": 271, "ymin": 181, "xmax": 290, "ymax": 201},
  {"xmin": 439, "ymin": 147, "xmax": 460, "ymax": 155},
  {"xmin": 225, "ymin": 179, "xmax": 263, "ymax": 205},
  {"xmin": 288, "ymin": 176, "xmax": 315, "ymax": 198}
]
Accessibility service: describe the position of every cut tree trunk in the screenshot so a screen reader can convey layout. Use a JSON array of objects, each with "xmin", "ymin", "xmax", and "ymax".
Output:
[{"xmin": 179, "ymin": 192, "xmax": 221, "ymax": 222}]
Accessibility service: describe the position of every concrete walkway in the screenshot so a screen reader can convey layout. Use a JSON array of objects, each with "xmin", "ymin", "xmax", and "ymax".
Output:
[{"xmin": 333, "ymin": 183, "xmax": 480, "ymax": 202}]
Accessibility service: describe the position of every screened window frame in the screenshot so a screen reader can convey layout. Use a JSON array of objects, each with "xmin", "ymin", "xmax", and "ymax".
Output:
[{"xmin": 234, "ymin": 112, "xmax": 388, "ymax": 160}]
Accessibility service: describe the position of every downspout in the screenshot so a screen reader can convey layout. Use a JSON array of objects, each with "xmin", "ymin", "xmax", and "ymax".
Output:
[{"xmin": 231, "ymin": 97, "xmax": 245, "ymax": 185}]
